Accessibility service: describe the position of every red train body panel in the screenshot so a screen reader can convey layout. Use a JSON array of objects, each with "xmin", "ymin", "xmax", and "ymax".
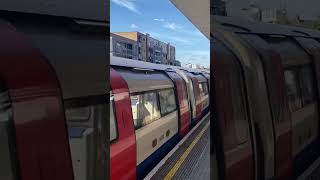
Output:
[
  {"xmin": 110, "ymin": 68, "xmax": 136, "ymax": 180},
  {"xmin": 212, "ymin": 39, "xmax": 255, "ymax": 180},
  {"xmin": 0, "ymin": 19, "xmax": 74, "ymax": 180},
  {"xmin": 0, "ymin": 11, "xmax": 106, "ymax": 180}
]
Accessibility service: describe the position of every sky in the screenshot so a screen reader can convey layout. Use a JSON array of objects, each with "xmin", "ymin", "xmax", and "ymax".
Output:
[{"xmin": 110, "ymin": 0, "xmax": 210, "ymax": 67}]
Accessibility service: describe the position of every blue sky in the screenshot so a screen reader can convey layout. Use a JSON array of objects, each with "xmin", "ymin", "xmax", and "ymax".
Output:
[{"xmin": 110, "ymin": 0, "xmax": 210, "ymax": 67}]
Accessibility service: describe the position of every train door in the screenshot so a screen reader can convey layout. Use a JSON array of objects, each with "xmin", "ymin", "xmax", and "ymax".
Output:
[
  {"xmin": 110, "ymin": 68, "xmax": 136, "ymax": 180},
  {"xmin": 185, "ymin": 72, "xmax": 202, "ymax": 123},
  {"xmin": 194, "ymin": 74, "xmax": 209, "ymax": 117},
  {"xmin": 176, "ymin": 69, "xmax": 197, "ymax": 126},
  {"xmin": 239, "ymin": 34, "xmax": 293, "ymax": 179},
  {"xmin": 166, "ymin": 71, "xmax": 191, "ymax": 137},
  {"xmin": 266, "ymin": 37, "xmax": 320, "ymax": 178},
  {"xmin": 211, "ymin": 38, "xmax": 255, "ymax": 180}
]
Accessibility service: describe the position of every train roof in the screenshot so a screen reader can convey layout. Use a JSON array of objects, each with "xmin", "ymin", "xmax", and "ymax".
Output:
[
  {"xmin": 111, "ymin": 56, "xmax": 207, "ymax": 75},
  {"xmin": 115, "ymin": 68, "xmax": 174, "ymax": 93},
  {"xmin": 212, "ymin": 15, "xmax": 320, "ymax": 38}
]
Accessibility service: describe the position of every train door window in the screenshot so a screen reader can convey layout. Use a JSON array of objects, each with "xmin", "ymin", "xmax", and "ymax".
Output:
[
  {"xmin": 199, "ymin": 83, "xmax": 204, "ymax": 96},
  {"xmin": 229, "ymin": 59, "xmax": 249, "ymax": 144},
  {"xmin": 180, "ymin": 78, "xmax": 190, "ymax": 113},
  {"xmin": 65, "ymin": 98, "xmax": 107, "ymax": 180},
  {"xmin": 0, "ymin": 89, "xmax": 18, "ymax": 180},
  {"xmin": 284, "ymin": 70, "xmax": 302, "ymax": 111},
  {"xmin": 159, "ymin": 89, "xmax": 177, "ymax": 116},
  {"xmin": 299, "ymin": 66, "xmax": 316, "ymax": 106},
  {"xmin": 131, "ymin": 92, "xmax": 161, "ymax": 129},
  {"xmin": 110, "ymin": 94, "xmax": 117, "ymax": 142},
  {"xmin": 202, "ymin": 82, "xmax": 209, "ymax": 96}
]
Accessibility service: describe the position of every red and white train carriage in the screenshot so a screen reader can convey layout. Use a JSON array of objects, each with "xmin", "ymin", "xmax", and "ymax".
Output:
[
  {"xmin": 211, "ymin": 16, "xmax": 320, "ymax": 180},
  {"xmin": 110, "ymin": 56, "xmax": 210, "ymax": 180}
]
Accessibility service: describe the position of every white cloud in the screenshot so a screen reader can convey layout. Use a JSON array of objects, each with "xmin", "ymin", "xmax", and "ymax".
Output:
[
  {"xmin": 164, "ymin": 22, "xmax": 183, "ymax": 30},
  {"xmin": 111, "ymin": 0, "xmax": 140, "ymax": 14},
  {"xmin": 154, "ymin": 18, "xmax": 165, "ymax": 22},
  {"xmin": 130, "ymin": 24, "xmax": 139, "ymax": 28}
]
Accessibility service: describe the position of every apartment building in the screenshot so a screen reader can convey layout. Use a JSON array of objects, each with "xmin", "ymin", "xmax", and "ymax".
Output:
[
  {"xmin": 110, "ymin": 33, "xmax": 138, "ymax": 60},
  {"xmin": 112, "ymin": 31, "xmax": 177, "ymax": 65}
]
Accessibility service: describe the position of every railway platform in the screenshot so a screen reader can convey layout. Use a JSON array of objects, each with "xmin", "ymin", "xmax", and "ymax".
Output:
[{"xmin": 145, "ymin": 113, "xmax": 210, "ymax": 180}]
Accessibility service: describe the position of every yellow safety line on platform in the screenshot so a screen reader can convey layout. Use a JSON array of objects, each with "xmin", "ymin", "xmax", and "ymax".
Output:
[{"xmin": 164, "ymin": 121, "xmax": 210, "ymax": 180}]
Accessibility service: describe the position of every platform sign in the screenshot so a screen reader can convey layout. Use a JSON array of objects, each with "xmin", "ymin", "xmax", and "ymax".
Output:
[
  {"xmin": 170, "ymin": 0, "xmax": 209, "ymax": 39},
  {"xmin": 0, "ymin": 0, "xmax": 108, "ymax": 22}
]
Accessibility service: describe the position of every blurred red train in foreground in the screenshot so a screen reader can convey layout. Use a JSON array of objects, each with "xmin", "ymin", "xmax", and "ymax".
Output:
[
  {"xmin": 211, "ymin": 16, "xmax": 320, "ymax": 180},
  {"xmin": 110, "ymin": 56, "xmax": 210, "ymax": 179},
  {"xmin": 0, "ymin": 10, "xmax": 107, "ymax": 180}
]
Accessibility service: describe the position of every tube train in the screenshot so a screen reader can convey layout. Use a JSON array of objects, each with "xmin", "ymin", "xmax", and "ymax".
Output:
[
  {"xmin": 211, "ymin": 16, "xmax": 320, "ymax": 180},
  {"xmin": 110, "ymin": 56, "xmax": 210, "ymax": 179},
  {"xmin": 0, "ymin": 11, "xmax": 107, "ymax": 180}
]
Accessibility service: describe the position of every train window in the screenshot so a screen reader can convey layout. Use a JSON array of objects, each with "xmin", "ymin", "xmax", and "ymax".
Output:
[
  {"xmin": 199, "ymin": 83, "xmax": 204, "ymax": 96},
  {"xmin": 131, "ymin": 92, "xmax": 161, "ymax": 129},
  {"xmin": 229, "ymin": 59, "xmax": 249, "ymax": 144},
  {"xmin": 299, "ymin": 67, "xmax": 316, "ymax": 106},
  {"xmin": 159, "ymin": 89, "xmax": 177, "ymax": 116},
  {"xmin": 110, "ymin": 95, "xmax": 117, "ymax": 142},
  {"xmin": 202, "ymin": 82, "xmax": 209, "ymax": 96},
  {"xmin": 65, "ymin": 106, "xmax": 91, "ymax": 122},
  {"xmin": 0, "ymin": 90, "xmax": 18, "ymax": 180},
  {"xmin": 65, "ymin": 98, "xmax": 108, "ymax": 180},
  {"xmin": 284, "ymin": 70, "xmax": 302, "ymax": 111}
]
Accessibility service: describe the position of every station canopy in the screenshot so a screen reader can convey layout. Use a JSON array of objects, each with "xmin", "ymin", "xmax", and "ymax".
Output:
[{"xmin": 170, "ymin": 0, "xmax": 209, "ymax": 39}]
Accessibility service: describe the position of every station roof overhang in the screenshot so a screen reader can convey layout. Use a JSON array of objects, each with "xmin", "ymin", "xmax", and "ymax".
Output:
[{"xmin": 170, "ymin": 0, "xmax": 209, "ymax": 40}]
